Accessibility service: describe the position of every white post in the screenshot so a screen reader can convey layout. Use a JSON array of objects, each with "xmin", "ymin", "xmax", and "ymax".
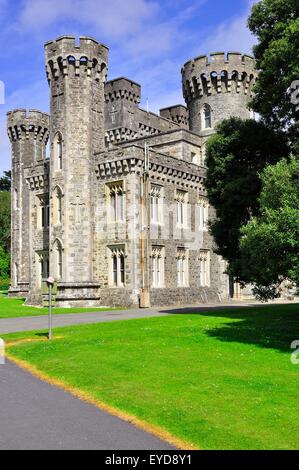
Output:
[{"xmin": 0, "ymin": 338, "xmax": 5, "ymax": 365}]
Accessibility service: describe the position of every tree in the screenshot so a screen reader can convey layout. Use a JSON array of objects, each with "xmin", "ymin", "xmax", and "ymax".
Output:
[
  {"xmin": 248, "ymin": 0, "xmax": 299, "ymax": 144},
  {"xmin": 0, "ymin": 171, "xmax": 11, "ymax": 192},
  {"xmin": 205, "ymin": 117, "xmax": 289, "ymax": 280},
  {"xmin": 0, "ymin": 245, "xmax": 9, "ymax": 279},
  {"xmin": 240, "ymin": 158, "xmax": 299, "ymax": 300},
  {"xmin": 0, "ymin": 191, "xmax": 11, "ymax": 252}
]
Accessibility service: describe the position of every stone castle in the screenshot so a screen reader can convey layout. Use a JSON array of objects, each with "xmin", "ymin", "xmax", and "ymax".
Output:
[{"xmin": 7, "ymin": 36, "xmax": 257, "ymax": 307}]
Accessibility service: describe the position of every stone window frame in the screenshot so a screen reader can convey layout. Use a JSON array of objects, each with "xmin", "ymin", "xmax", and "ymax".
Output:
[
  {"xmin": 108, "ymin": 245, "xmax": 126, "ymax": 288},
  {"xmin": 175, "ymin": 189, "xmax": 189, "ymax": 229},
  {"xmin": 201, "ymin": 104, "xmax": 213, "ymax": 130},
  {"xmin": 52, "ymin": 239, "xmax": 63, "ymax": 282},
  {"xmin": 53, "ymin": 185, "xmax": 63, "ymax": 226},
  {"xmin": 199, "ymin": 249, "xmax": 211, "ymax": 287},
  {"xmin": 177, "ymin": 247, "xmax": 189, "ymax": 287},
  {"xmin": 198, "ymin": 197, "xmax": 209, "ymax": 231},
  {"xmin": 106, "ymin": 180, "xmax": 126, "ymax": 224},
  {"xmin": 150, "ymin": 184, "xmax": 164, "ymax": 226},
  {"xmin": 36, "ymin": 194, "xmax": 50, "ymax": 230},
  {"xmin": 36, "ymin": 251, "xmax": 50, "ymax": 288},
  {"xmin": 151, "ymin": 246, "xmax": 165, "ymax": 288},
  {"xmin": 54, "ymin": 132, "xmax": 63, "ymax": 172}
]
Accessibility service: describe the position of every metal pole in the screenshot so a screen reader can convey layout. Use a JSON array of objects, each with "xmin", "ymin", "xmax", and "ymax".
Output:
[{"xmin": 48, "ymin": 283, "xmax": 52, "ymax": 340}]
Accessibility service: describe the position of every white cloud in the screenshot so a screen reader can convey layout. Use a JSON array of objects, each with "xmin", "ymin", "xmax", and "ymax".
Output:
[{"xmin": 18, "ymin": 0, "xmax": 159, "ymax": 37}]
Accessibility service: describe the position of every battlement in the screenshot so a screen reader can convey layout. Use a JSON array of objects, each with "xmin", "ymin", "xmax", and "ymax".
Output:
[
  {"xmin": 182, "ymin": 51, "xmax": 257, "ymax": 103},
  {"xmin": 160, "ymin": 105, "xmax": 189, "ymax": 129},
  {"xmin": 105, "ymin": 77, "xmax": 141, "ymax": 104},
  {"xmin": 7, "ymin": 109, "xmax": 50, "ymax": 142},
  {"xmin": 45, "ymin": 35, "xmax": 109, "ymax": 82}
]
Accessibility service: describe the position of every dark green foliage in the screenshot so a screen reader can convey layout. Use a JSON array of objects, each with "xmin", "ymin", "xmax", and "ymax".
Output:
[
  {"xmin": 0, "ymin": 171, "xmax": 11, "ymax": 192},
  {"xmin": 205, "ymin": 118, "xmax": 289, "ymax": 278},
  {"xmin": 248, "ymin": 0, "xmax": 299, "ymax": 146},
  {"xmin": 240, "ymin": 158, "xmax": 299, "ymax": 299}
]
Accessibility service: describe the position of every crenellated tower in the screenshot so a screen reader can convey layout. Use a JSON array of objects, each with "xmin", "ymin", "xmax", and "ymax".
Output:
[
  {"xmin": 7, "ymin": 109, "xmax": 50, "ymax": 296},
  {"xmin": 159, "ymin": 105, "xmax": 189, "ymax": 130},
  {"xmin": 45, "ymin": 36, "xmax": 108, "ymax": 301},
  {"xmin": 182, "ymin": 52, "xmax": 257, "ymax": 133}
]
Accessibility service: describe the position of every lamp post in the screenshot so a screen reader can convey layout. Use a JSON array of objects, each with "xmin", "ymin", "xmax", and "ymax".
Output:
[{"xmin": 47, "ymin": 277, "xmax": 55, "ymax": 340}]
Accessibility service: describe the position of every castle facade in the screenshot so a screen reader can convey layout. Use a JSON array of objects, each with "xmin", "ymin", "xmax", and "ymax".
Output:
[{"xmin": 7, "ymin": 36, "xmax": 257, "ymax": 307}]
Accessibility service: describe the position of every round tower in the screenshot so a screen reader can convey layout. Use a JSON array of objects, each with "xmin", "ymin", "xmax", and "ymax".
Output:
[
  {"xmin": 7, "ymin": 109, "xmax": 50, "ymax": 296},
  {"xmin": 182, "ymin": 52, "xmax": 257, "ymax": 133},
  {"xmin": 45, "ymin": 36, "xmax": 108, "ymax": 303}
]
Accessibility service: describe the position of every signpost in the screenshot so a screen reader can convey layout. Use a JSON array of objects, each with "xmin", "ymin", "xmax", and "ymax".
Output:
[{"xmin": 47, "ymin": 277, "xmax": 55, "ymax": 340}]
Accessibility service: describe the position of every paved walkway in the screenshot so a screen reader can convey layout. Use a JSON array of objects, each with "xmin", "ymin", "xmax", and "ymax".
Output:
[
  {"xmin": 0, "ymin": 301, "xmax": 264, "ymax": 334},
  {"xmin": 0, "ymin": 361, "xmax": 173, "ymax": 450}
]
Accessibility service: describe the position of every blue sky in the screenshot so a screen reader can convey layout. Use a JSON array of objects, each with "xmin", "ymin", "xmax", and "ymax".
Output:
[{"xmin": 0, "ymin": 0, "xmax": 257, "ymax": 174}]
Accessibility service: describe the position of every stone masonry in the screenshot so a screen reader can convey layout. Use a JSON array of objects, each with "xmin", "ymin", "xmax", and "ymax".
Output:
[{"xmin": 7, "ymin": 37, "xmax": 257, "ymax": 307}]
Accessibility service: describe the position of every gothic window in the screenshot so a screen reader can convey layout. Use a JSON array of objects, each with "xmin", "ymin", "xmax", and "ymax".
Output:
[
  {"xmin": 107, "ymin": 182, "xmax": 125, "ymax": 222},
  {"xmin": 54, "ymin": 133, "xmax": 63, "ymax": 171},
  {"xmin": 36, "ymin": 252, "xmax": 49, "ymax": 287},
  {"xmin": 37, "ymin": 195, "xmax": 50, "ymax": 229},
  {"xmin": 191, "ymin": 152, "xmax": 199, "ymax": 165},
  {"xmin": 202, "ymin": 104, "xmax": 212, "ymax": 129},
  {"xmin": 53, "ymin": 240, "xmax": 63, "ymax": 281},
  {"xmin": 54, "ymin": 186, "xmax": 63, "ymax": 225},
  {"xmin": 198, "ymin": 198, "xmax": 209, "ymax": 231},
  {"xmin": 150, "ymin": 185, "xmax": 163, "ymax": 225},
  {"xmin": 109, "ymin": 246, "xmax": 125, "ymax": 287},
  {"xmin": 151, "ymin": 246, "xmax": 165, "ymax": 288},
  {"xmin": 177, "ymin": 248, "xmax": 189, "ymax": 287},
  {"xmin": 176, "ymin": 190, "xmax": 188, "ymax": 228},
  {"xmin": 14, "ymin": 189, "xmax": 19, "ymax": 210},
  {"xmin": 199, "ymin": 250, "xmax": 210, "ymax": 287}
]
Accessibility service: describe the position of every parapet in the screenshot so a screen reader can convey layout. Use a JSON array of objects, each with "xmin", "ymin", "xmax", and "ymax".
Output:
[
  {"xmin": 104, "ymin": 77, "xmax": 141, "ymax": 105},
  {"xmin": 7, "ymin": 109, "xmax": 50, "ymax": 142},
  {"xmin": 160, "ymin": 105, "xmax": 189, "ymax": 129},
  {"xmin": 45, "ymin": 36, "xmax": 109, "ymax": 83},
  {"xmin": 182, "ymin": 52, "xmax": 257, "ymax": 103}
]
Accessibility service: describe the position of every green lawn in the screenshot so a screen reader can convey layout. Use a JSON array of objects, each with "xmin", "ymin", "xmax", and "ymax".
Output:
[
  {"xmin": 4, "ymin": 303, "xmax": 299, "ymax": 450},
  {"xmin": 0, "ymin": 291, "xmax": 117, "ymax": 319}
]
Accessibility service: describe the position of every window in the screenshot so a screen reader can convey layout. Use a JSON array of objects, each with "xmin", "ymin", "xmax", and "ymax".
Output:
[
  {"xmin": 14, "ymin": 189, "xmax": 19, "ymax": 210},
  {"xmin": 191, "ymin": 152, "xmax": 199, "ymax": 165},
  {"xmin": 151, "ymin": 246, "xmax": 165, "ymax": 288},
  {"xmin": 41, "ymin": 256, "xmax": 49, "ymax": 282},
  {"xmin": 54, "ymin": 133, "xmax": 63, "ymax": 171},
  {"xmin": 55, "ymin": 241, "xmax": 63, "ymax": 280},
  {"xmin": 54, "ymin": 187, "xmax": 63, "ymax": 225},
  {"xmin": 176, "ymin": 190, "xmax": 188, "ymax": 228},
  {"xmin": 109, "ymin": 247, "xmax": 125, "ymax": 287},
  {"xmin": 177, "ymin": 248, "xmax": 189, "ymax": 287},
  {"xmin": 198, "ymin": 198, "xmax": 209, "ymax": 231},
  {"xmin": 202, "ymin": 104, "xmax": 212, "ymax": 129},
  {"xmin": 199, "ymin": 250, "xmax": 210, "ymax": 287},
  {"xmin": 108, "ymin": 182, "xmax": 125, "ymax": 222},
  {"xmin": 37, "ymin": 195, "xmax": 49, "ymax": 229},
  {"xmin": 150, "ymin": 185, "xmax": 163, "ymax": 225}
]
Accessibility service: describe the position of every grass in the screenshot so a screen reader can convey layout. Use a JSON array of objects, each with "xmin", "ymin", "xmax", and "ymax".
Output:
[
  {"xmin": 0, "ymin": 291, "xmax": 118, "ymax": 319},
  {"xmin": 4, "ymin": 303, "xmax": 299, "ymax": 450}
]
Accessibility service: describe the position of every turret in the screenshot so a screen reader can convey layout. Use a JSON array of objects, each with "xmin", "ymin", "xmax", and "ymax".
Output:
[
  {"xmin": 7, "ymin": 109, "xmax": 50, "ymax": 296},
  {"xmin": 160, "ymin": 105, "xmax": 189, "ymax": 129},
  {"xmin": 182, "ymin": 52, "xmax": 257, "ymax": 133},
  {"xmin": 45, "ymin": 36, "xmax": 108, "ymax": 293}
]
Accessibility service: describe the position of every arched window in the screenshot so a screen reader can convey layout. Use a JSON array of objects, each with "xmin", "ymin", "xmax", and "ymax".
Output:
[
  {"xmin": 202, "ymin": 104, "xmax": 212, "ymax": 129},
  {"xmin": 53, "ymin": 240, "xmax": 63, "ymax": 280},
  {"xmin": 54, "ymin": 133, "xmax": 63, "ymax": 171},
  {"xmin": 53, "ymin": 186, "xmax": 63, "ymax": 225}
]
